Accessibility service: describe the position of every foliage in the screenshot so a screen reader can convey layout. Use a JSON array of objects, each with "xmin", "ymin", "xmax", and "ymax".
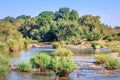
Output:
[
  {"xmin": 52, "ymin": 42, "xmax": 61, "ymax": 48},
  {"xmin": 106, "ymin": 57, "xmax": 120, "ymax": 69},
  {"xmin": 0, "ymin": 21, "xmax": 24, "ymax": 53},
  {"xmin": 30, "ymin": 52, "xmax": 51, "ymax": 71},
  {"xmin": 111, "ymin": 47, "xmax": 120, "ymax": 53},
  {"xmin": 107, "ymin": 37, "xmax": 114, "ymax": 42},
  {"xmin": 0, "ymin": 7, "xmax": 119, "ymax": 44},
  {"xmin": 17, "ymin": 61, "xmax": 31, "ymax": 72},
  {"xmin": 59, "ymin": 41, "xmax": 66, "ymax": 47},
  {"xmin": 0, "ymin": 43, "xmax": 9, "ymax": 54},
  {"xmin": 52, "ymin": 48, "xmax": 73, "ymax": 57},
  {"xmin": 23, "ymin": 36, "xmax": 32, "ymax": 49},
  {"xmin": 104, "ymin": 41, "xmax": 120, "ymax": 53},
  {"xmin": 94, "ymin": 54, "xmax": 111, "ymax": 64},
  {"xmin": 94, "ymin": 54, "xmax": 120, "ymax": 70},
  {"xmin": 48, "ymin": 57, "xmax": 76, "ymax": 77},
  {"xmin": 0, "ymin": 66, "xmax": 8, "ymax": 77},
  {"xmin": 0, "ymin": 54, "xmax": 11, "ymax": 66},
  {"xmin": 91, "ymin": 42, "xmax": 99, "ymax": 47},
  {"xmin": 0, "ymin": 54, "xmax": 11, "ymax": 77}
]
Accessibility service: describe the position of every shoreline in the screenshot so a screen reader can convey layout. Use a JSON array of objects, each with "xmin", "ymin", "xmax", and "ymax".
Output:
[{"xmin": 30, "ymin": 42, "xmax": 93, "ymax": 49}]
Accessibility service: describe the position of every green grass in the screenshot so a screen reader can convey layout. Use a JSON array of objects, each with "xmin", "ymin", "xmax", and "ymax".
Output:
[
  {"xmin": 17, "ymin": 61, "xmax": 31, "ymax": 72},
  {"xmin": 52, "ymin": 42, "xmax": 61, "ymax": 48},
  {"xmin": 106, "ymin": 57, "xmax": 120, "ymax": 69},
  {"xmin": 0, "ymin": 54, "xmax": 11, "ymax": 77},
  {"xmin": 48, "ymin": 57, "xmax": 76, "ymax": 77},
  {"xmin": 94, "ymin": 54, "xmax": 120, "ymax": 70},
  {"xmin": 91, "ymin": 42, "xmax": 99, "ymax": 47},
  {"xmin": 52, "ymin": 48, "xmax": 73, "ymax": 58},
  {"xmin": 30, "ymin": 52, "xmax": 51, "ymax": 71},
  {"xmin": 94, "ymin": 54, "xmax": 110, "ymax": 64}
]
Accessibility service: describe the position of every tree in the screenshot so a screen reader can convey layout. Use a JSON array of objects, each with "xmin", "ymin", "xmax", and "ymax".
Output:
[
  {"xmin": 69, "ymin": 9, "xmax": 79, "ymax": 21},
  {"xmin": 55, "ymin": 7, "xmax": 70, "ymax": 20}
]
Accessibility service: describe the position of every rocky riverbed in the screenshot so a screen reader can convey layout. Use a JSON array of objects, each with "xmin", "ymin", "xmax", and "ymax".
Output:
[{"xmin": 6, "ymin": 47, "xmax": 120, "ymax": 80}]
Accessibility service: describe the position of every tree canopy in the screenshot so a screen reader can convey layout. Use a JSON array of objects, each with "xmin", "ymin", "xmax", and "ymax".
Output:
[{"xmin": 0, "ymin": 7, "xmax": 119, "ymax": 42}]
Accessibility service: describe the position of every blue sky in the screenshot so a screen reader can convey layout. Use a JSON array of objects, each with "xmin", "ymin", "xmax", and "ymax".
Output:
[{"xmin": 0, "ymin": 0, "xmax": 120, "ymax": 27}]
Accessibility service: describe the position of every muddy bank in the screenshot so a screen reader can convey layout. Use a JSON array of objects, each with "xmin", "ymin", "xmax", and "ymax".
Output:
[
  {"xmin": 30, "ymin": 42, "xmax": 93, "ymax": 49},
  {"xmin": 65, "ymin": 44, "xmax": 92, "ymax": 49},
  {"xmin": 30, "ymin": 42, "xmax": 51, "ymax": 48}
]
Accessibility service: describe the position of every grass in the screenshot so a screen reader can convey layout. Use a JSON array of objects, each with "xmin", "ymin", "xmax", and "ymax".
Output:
[
  {"xmin": 0, "ymin": 54, "xmax": 11, "ymax": 77},
  {"xmin": 106, "ymin": 57, "xmax": 120, "ymax": 69},
  {"xmin": 30, "ymin": 52, "xmax": 51, "ymax": 71},
  {"xmin": 94, "ymin": 53, "xmax": 120, "ymax": 70},
  {"xmin": 52, "ymin": 48, "xmax": 73, "ymax": 58},
  {"xmin": 17, "ymin": 61, "xmax": 31, "ymax": 72},
  {"xmin": 48, "ymin": 57, "xmax": 76, "ymax": 77},
  {"xmin": 94, "ymin": 54, "xmax": 111, "ymax": 64},
  {"xmin": 52, "ymin": 42, "xmax": 61, "ymax": 48}
]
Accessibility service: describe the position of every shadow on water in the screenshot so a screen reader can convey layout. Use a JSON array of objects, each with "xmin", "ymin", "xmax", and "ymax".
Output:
[{"xmin": 6, "ymin": 46, "xmax": 120, "ymax": 80}]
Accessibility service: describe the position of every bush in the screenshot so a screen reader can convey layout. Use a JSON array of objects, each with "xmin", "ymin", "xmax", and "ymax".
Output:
[
  {"xmin": 106, "ymin": 57, "xmax": 120, "ymax": 69},
  {"xmin": 59, "ymin": 41, "xmax": 66, "ymax": 47},
  {"xmin": 87, "ymin": 33, "xmax": 101, "ymax": 41},
  {"xmin": 23, "ymin": 37, "xmax": 32, "ymax": 49},
  {"xmin": 52, "ymin": 48, "xmax": 73, "ymax": 57},
  {"xmin": 94, "ymin": 54, "xmax": 120, "ymax": 70},
  {"xmin": 91, "ymin": 42, "xmax": 99, "ymax": 47},
  {"xmin": 52, "ymin": 42, "xmax": 61, "ymax": 48},
  {"xmin": 0, "ymin": 43, "xmax": 9, "ymax": 54},
  {"xmin": 6, "ymin": 39, "xmax": 19, "ymax": 52},
  {"xmin": 0, "ymin": 66, "xmax": 8, "ymax": 78},
  {"xmin": 107, "ymin": 37, "xmax": 114, "ymax": 42},
  {"xmin": 111, "ymin": 47, "xmax": 120, "ymax": 53},
  {"xmin": 17, "ymin": 61, "xmax": 31, "ymax": 72},
  {"xmin": 0, "ymin": 54, "xmax": 11, "ymax": 66},
  {"xmin": 94, "ymin": 54, "xmax": 111, "ymax": 64},
  {"xmin": 30, "ymin": 52, "xmax": 51, "ymax": 71},
  {"xmin": 0, "ymin": 54, "xmax": 11, "ymax": 77},
  {"xmin": 48, "ymin": 57, "xmax": 76, "ymax": 77}
]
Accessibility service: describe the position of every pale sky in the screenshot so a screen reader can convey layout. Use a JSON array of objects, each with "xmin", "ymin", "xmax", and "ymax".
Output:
[{"xmin": 0, "ymin": 0, "xmax": 120, "ymax": 27}]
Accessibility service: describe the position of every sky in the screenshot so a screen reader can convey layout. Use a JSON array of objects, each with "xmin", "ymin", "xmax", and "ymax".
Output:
[{"xmin": 0, "ymin": 0, "xmax": 120, "ymax": 27}]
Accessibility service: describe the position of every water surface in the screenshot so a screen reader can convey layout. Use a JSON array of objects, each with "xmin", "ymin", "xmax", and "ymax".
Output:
[{"xmin": 6, "ymin": 46, "xmax": 120, "ymax": 80}]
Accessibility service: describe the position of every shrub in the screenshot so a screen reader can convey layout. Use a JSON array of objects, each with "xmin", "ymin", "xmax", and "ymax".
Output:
[
  {"xmin": 94, "ymin": 54, "xmax": 111, "ymax": 64},
  {"xmin": 30, "ymin": 52, "xmax": 51, "ymax": 71},
  {"xmin": 0, "ymin": 66, "xmax": 8, "ymax": 78},
  {"xmin": 59, "ymin": 41, "xmax": 66, "ymax": 47},
  {"xmin": 0, "ymin": 54, "xmax": 11, "ymax": 66},
  {"xmin": 91, "ymin": 42, "xmax": 99, "ymax": 47},
  {"xmin": 94, "ymin": 54, "xmax": 120, "ymax": 70},
  {"xmin": 0, "ymin": 54, "xmax": 11, "ymax": 77},
  {"xmin": 106, "ymin": 57, "xmax": 120, "ymax": 69},
  {"xmin": 52, "ymin": 48, "xmax": 73, "ymax": 58},
  {"xmin": 111, "ymin": 47, "xmax": 120, "ymax": 53},
  {"xmin": 23, "ymin": 37, "xmax": 32, "ymax": 49},
  {"xmin": 0, "ymin": 43, "xmax": 9, "ymax": 54},
  {"xmin": 5, "ymin": 39, "xmax": 22, "ymax": 52},
  {"xmin": 48, "ymin": 57, "xmax": 76, "ymax": 77},
  {"xmin": 52, "ymin": 42, "xmax": 61, "ymax": 48},
  {"xmin": 17, "ymin": 61, "xmax": 31, "ymax": 72},
  {"xmin": 107, "ymin": 37, "xmax": 114, "ymax": 42}
]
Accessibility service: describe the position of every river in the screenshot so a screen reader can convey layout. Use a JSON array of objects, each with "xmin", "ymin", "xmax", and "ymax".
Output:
[{"xmin": 5, "ymin": 46, "xmax": 120, "ymax": 80}]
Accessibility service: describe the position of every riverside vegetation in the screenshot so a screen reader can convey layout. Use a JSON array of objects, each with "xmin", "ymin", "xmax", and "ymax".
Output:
[
  {"xmin": 0, "ymin": 7, "xmax": 120, "ymax": 78},
  {"xmin": 17, "ymin": 48, "xmax": 76, "ymax": 77},
  {"xmin": 94, "ymin": 54, "xmax": 120, "ymax": 69}
]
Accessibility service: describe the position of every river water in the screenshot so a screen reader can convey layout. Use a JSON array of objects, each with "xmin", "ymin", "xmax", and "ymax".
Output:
[{"xmin": 5, "ymin": 46, "xmax": 120, "ymax": 80}]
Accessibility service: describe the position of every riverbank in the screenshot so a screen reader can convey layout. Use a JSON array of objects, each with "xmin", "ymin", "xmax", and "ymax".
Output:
[{"xmin": 30, "ymin": 42, "xmax": 92, "ymax": 49}]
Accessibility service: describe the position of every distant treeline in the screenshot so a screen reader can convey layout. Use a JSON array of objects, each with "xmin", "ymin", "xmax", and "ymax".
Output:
[{"xmin": 0, "ymin": 7, "xmax": 120, "ymax": 44}]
